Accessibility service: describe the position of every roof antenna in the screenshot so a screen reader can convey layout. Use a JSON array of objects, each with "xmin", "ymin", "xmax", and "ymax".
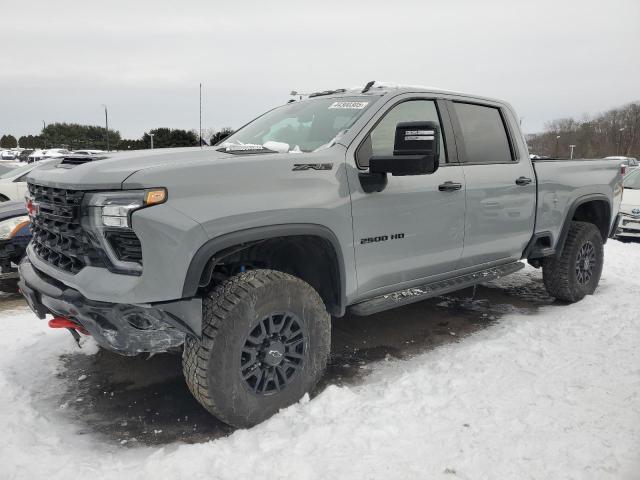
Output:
[{"xmin": 362, "ymin": 81, "xmax": 375, "ymax": 93}]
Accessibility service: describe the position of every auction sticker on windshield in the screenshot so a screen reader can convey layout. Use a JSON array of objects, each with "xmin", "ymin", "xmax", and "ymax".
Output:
[{"xmin": 329, "ymin": 101, "xmax": 369, "ymax": 109}]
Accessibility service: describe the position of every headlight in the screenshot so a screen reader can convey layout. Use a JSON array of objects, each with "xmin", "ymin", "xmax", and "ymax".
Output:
[
  {"xmin": 82, "ymin": 188, "xmax": 166, "ymax": 274},
  {"xmin": 0, "ymin": 215, "xmax": 30, "ymax": 240},
  {"xmin": 84, "ymin": 188, "xmax": 167, "ymax": 228}
]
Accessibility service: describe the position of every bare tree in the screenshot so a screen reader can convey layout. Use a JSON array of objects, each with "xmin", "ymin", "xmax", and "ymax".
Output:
[{"xmin": 527, "ymin": 101, "xmax": 640, "ymax": 159}]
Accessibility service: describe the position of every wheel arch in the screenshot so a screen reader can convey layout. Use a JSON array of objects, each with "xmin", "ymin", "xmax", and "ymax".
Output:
[
  {"xmin": 182, "ymin": 224, "xmax": 347, "ymax": 316},
  {"xmin": 556, "ymin": 194, "xmax": 611, "ymax": 255}
]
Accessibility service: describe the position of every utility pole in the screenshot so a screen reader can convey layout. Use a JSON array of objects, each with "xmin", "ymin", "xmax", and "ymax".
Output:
[
  {"xmin": 569, "ymin": 144, "xmax": 576, "ymax": 159},
  {"xmin": 199, "ymin": 83, "xmax": 203, "ymax": 148},
  {"xmin": 42, "ymin": 120, "xmax": 47, "ymax": 148},
  {"xmin": 555, "ymin": 135, "xmax": 561, "ymax": 158},
  {"xmin": 102, "ymin": 104, "xmax": 110, "ymax": 151},
  {"xmin": 618, "ymin": 127, "xmax": 626, "ymax": 155},
  {"xmin": 149, "ymin": 133, "xmax": 155, "ymax": 149}
]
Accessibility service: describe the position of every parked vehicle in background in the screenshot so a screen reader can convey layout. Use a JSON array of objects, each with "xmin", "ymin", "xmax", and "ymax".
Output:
[
  {"xmin": 27, "ymin": 149, "xmax": 71, "ymax": 163},
  {"xmin": 27, "ymin": 150, "xmax": 46, "ymax": 163},
  {"xmin": 0, "ymin": 160, "xmax": 56, "ymax": 202},
  {"xmin": 17, "ymin": 150, "xmax": 34, "ymax": 162},
  {"xmin": 0, "ymin": 201, "xmax": 30, "ymax": 293},
  {"xmin": 72, "ymin": 149, "xmax": 104, "ymax": 155},
  {"xmin": 19, "ymin": 84, "xmax": 623, "ymax": 428},
  {"xmin": 1, "ymin": 150, "xmax": 17, "ymax": 160},
  {"xmin": 606, "ymin": 156, "xmax": 639, "ymax": 171},
  {"xmin": 614, "ymin": 168, "xmax": 640, "ymax": 239},
  {"xmin": 41, "ymin": 148, "xmax": 71, "ymax": 159}
]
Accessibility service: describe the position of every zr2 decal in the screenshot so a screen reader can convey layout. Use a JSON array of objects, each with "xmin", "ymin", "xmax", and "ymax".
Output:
[
  {"xmin": 360, "ymin": 233, "xmax": 405, "ymax": 245},
  {"xmin": 292, "ymin": 163, "xmax": 333, "ymax": 171}
]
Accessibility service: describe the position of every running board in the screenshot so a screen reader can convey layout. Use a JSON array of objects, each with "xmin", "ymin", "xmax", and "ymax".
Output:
[{"xmin": 348, "ymin": 261, "xmax": 525, "ymax": 316}]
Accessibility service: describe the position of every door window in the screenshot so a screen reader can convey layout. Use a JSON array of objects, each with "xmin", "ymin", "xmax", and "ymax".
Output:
[
  {"xmin": 452, "ymin": 102, "xmax": 513, "ymax": 164},
  {"xmin": 358, "ymin": 100, "xmax": 446, "ymax": 168}
]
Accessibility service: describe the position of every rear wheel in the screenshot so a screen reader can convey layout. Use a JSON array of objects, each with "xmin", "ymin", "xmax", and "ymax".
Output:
[
  {"xmin": 182, "ymin": 269, "xmax": 330, "ymax": 428},
  {"xmin": 542, "ymin": 221, "xmax": 603, "ymax": 302}
]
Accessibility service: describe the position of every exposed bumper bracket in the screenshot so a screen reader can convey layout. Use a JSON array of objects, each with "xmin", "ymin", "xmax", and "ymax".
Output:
[{"xmin": 18, "ymin": 257, "xmax": 202, "ymax": 355}]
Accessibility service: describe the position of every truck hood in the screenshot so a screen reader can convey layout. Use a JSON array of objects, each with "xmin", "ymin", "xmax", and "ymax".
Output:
[{"xmin": 25, "ymin": 147, "xmax": 238, "ymax": 190}]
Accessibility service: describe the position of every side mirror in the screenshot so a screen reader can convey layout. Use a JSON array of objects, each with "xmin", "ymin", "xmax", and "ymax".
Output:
[{"xmin": 369, "ymin": 121, "xmax": 440, "ymax": 176}]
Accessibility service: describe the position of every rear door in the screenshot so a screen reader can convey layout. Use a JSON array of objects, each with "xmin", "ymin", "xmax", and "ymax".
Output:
[
  {"xmin": 346, "ymin": 95, "xmax": 466, "ymax": 296},
  {"xmin": 448, "ymin": 100, "xmax": 536, "ymax": 267}
]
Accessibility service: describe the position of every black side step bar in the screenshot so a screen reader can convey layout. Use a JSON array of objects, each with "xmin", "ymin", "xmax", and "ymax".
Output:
[{"xmin": 348, "ymin": 261, "xmax": 525, "ymax": 316}]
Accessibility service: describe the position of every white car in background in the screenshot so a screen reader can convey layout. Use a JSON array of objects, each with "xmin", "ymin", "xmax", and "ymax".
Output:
[
  {"xmin": 27, "ymin": 148, "xmax": 70, "ymax": 163},
  {"xmin": 615, "ymin": 168, "xmax": 640, "ymax": 239},
  {"xmin": 27, "ymin": 150, "xmax": 46, "ymax": 163},
  {"xmin": 0, "ymin": 160, "xmax": 55, "ymax": 202},
  {"xmin": 606, "ymin": 156, "xmax": 639, "ymax": 172},
  {"xmin": 41, "ymin": 148, "xmax": 70, "ymax": 159},
  {"xmin": 72, "ymin": 149, "xmax": 104, "ymax": 155},
  {"xmin": 1, "ymin": 150, "xmax": 17, "ymax": 160}
]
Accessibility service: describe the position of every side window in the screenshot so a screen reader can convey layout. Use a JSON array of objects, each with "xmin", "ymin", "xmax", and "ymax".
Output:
[
  {"xmin": 453, "ymin": 102, "xmax": 513, "ymax": 164},
  {"xmin": 357, "ymin": 100, "xmax": 446, "ymax": 168}
]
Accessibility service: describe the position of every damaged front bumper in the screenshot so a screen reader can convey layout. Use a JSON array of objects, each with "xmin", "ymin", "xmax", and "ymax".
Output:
[{"xmin": 18, "ymin": 257, "xmax": 202, "ymax": 355}]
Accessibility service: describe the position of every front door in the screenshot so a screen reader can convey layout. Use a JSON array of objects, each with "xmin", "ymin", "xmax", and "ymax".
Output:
[{"xmin": 347, "ymin": 97, "xmax": 466, "ymax": 297}]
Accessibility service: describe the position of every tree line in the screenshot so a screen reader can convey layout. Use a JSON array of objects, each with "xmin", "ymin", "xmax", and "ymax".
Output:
[
  {"xmin": 526, "ymin": 101, "xmax": 640, "ymax": 159},
  {"xmin": 0, "ymin": 124, "xmax": 234, "ymax": 150}
]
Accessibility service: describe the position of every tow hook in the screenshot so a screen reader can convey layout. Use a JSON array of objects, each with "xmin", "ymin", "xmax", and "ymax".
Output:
[{"xmin": 48, "ymin": 316, "xmax": 90, "ymax": 346}]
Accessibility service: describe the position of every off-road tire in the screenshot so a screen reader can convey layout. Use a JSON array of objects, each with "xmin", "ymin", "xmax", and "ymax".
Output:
[
  {"xmin": 182, "ymin": 269, "xmax": 330, "ymax": 428},
  {"xmin": 542, "ymin": 221, "xmax": 603, "ymax": 302}
]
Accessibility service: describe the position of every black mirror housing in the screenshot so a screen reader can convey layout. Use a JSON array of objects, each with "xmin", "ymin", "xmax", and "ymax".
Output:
[
  {"xmin": 368, "ymin": 121, "xmax": 440, "ymax": 176},
  {"xmin": 370, "ymin": 154, "xmax": 437, "ymax": 176}
]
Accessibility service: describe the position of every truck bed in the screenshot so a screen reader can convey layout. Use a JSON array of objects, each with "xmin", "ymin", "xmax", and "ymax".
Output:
[{"xmin": 531, "ymin": 158, "xmax": 623, "ymax": 249}]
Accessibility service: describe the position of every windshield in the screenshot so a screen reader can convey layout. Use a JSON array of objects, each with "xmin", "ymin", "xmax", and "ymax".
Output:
[
  {"xmin": 623, "ymin": 169, "xmax": 640, "ymax": 189},
  {"xmin": 0, "ymin": 163, "xmax": 33, "ymax": 179},
  {"xmin": 219, "ymin": 96, "xmax": 378, "ymax": 153}
]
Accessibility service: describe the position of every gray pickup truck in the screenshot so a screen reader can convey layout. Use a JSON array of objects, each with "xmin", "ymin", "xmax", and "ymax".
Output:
[{"xmin": 19, "ymin": 83, "xmax": 622, "ymax": 427}]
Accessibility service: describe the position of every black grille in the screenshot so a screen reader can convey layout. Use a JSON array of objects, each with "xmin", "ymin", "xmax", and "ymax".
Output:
[
  {"xmin": 28, "ymin": 183, "xmax": 102, "ymax": 274},
  {"xmin": 105, "ymin": 230, "xmax": 142, "ymax": 264}
]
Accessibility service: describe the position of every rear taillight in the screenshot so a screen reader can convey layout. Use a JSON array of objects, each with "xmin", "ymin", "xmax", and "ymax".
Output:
[{"xmin": 621, "ymin": 164, "xmax": 627, "ymax": 176}]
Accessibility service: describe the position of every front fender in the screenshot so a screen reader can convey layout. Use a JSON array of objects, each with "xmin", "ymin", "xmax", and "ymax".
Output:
[{"xmin": 181, "ymin": 223, "xmax": 347, "ymax": 315}]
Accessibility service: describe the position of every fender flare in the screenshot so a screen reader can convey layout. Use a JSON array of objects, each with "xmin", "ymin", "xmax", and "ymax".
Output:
[
  {"xmin": 181, "ymin": 223, "xmax": 347, "ymax": 315},
  {"xmin": 555, "ymin": 194, "xmax": 611, "ymax": 255}
]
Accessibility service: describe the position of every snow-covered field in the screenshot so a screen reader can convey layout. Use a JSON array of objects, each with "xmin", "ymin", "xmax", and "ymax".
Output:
[{"xmin": 1, "ymin": 241, "xmax": 639, "ymax": 480}]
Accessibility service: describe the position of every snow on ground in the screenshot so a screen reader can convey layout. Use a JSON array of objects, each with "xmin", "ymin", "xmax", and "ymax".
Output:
[{"xmin": 1, "ymin": 241, "xmax": 639, "ymax": 480}]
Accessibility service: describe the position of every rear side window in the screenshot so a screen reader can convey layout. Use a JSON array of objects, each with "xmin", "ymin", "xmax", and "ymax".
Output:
[{"xmin": 453, "ymin": 102, "xmax": 513, "ymax": 164}]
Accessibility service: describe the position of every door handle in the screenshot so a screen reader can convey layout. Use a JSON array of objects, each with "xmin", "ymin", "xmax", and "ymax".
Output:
[
  {"xmin": 515, "ymin": 176, "xmax": 532, "ymax": 186},
  {"xmin": 438, "ymin": 181, "xmax": 463, "ymax": 192}
]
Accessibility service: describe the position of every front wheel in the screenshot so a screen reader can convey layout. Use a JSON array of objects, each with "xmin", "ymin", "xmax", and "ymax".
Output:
[
  {"xmin": 542, "ymin": 221, "xmax": 604, "ymax": 302},
  {"xmin": 182, "ymin": 269, "xmax": 330, "ymax": 428}
]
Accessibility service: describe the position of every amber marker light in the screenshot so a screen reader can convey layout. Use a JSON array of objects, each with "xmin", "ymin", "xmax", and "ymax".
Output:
[
  {"xmin": 9, "ymin": 219, "xmax": 31, "ymax": 238},
  {"xmin": 145, "ymin": 189, "xmax": 167, "ymax": 206}
]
